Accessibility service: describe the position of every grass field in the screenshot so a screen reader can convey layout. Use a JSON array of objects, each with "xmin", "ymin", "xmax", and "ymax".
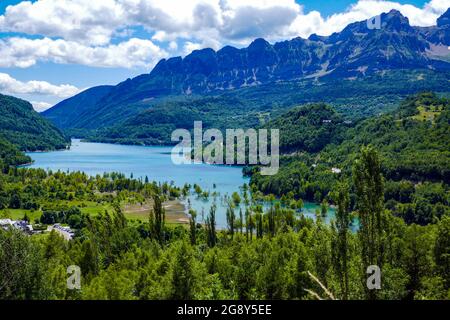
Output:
[
  {"xmin": 0, "ymin": 199, "xmax": 188, "ymax": 226},
  {"xmin": 411, "ymin": 105, "xmax": 443, "ymax": 122},
  {"xmin": 123, "ymin": 199, "xmax": 188, "ymax": 225}
]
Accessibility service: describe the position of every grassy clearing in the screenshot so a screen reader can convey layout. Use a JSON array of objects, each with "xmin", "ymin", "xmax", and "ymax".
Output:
[
  {"xmin": 1, "ymin": 198, "xmax": 187, "ymax": 226},
  {"xmin": 0, "ymin": 208, "xmax": 40, "ymax": 222},
  {"xmin": 411, "ymin": 105, "xmax": 443, "ymax": 123},
  {"xmin": 123, "ymin": 199, "xmax": 188, "ymax": 225}
]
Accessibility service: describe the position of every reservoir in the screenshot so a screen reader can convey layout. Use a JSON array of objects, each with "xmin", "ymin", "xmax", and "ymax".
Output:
[{"xmin": 27, "ymin": 139, "xmax": 338, "ymax": 228}]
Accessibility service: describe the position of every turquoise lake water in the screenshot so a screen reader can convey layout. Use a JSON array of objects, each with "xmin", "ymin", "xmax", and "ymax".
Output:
[{"xmin": 26, "ymin": 139, "xmax": 339, "ymax": 228}]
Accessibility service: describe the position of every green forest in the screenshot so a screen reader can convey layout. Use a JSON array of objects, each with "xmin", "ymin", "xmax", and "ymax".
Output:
[
  {"xmin": 0, "ymin": 94, "xmax": 69, "ymax": 151},
  {"xmin": 76, "ymin": 70, "xmax": 450, "ymax": 146},
  {"xmin": 0, "ymin": 93, "xmax": 449, "ymax": 300}
]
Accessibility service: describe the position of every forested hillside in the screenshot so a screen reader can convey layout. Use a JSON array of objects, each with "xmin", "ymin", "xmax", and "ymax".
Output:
[
  {"xmin": 262, "ymin": 103, "xmax": 349, "ymax": 153},
  {"xmin": 0, "ymin": 91, "xmax": 449, "ymax": 300},
  {"xmin": 0, "ymin": 145, "xmax": 449, "ymax": 300},
  {"xmin": 80, "ymin": 69, "xmax": 448, "ymax": 145},
  {"xmin": 0, "ymin": 94, "xmax": 69, "ymax": 151},
  {"xmin": 250, "ymin": 93, "xmax": 449, "ymax": 226},
  {"xmin": 0, "ymin": 137, "xmax": 31, "ymax": 170},
  {"xmin": 43, "ymin": 85, "xmax": 114, "ymax": 129}
]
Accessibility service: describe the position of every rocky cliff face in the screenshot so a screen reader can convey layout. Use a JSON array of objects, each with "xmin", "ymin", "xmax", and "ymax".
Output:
[
  {"xmin": 146, "ymin": 10, "xmax": 449, "ymax": 95},
  {"xmin": 44, "ymin": 9, "xmax": 450, "ymax": 130}
]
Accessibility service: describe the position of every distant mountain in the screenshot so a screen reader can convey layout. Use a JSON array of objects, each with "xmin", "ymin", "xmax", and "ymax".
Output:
[
  {"xmin": 44, "ymin": 9, "xmax": 450, "ymax": 136},
  {"xmin": 420, "ymin": 7, "xmax": 450, "ymax": 49},
  {"xmin": 0, "ymin": 94, "xmax": 69, "ymax": 151},
  {"xmin": 437, "ymin": 7, "xmax": 450, "ymax": 27},
  {"xmin": 43, "ymin": 85, "xmax": 113, "ymax": 129}
]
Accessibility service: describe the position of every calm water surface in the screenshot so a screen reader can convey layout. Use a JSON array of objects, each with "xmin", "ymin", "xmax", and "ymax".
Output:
[{"xmin": 26, "ymin": 139, "xmax": 339, "ymax": 228}]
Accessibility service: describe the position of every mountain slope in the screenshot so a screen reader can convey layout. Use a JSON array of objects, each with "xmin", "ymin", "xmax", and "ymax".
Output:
[
  {"xmin": 44, "ymin": 9, "xmax": 450, "ymax": 133},
  {"xmin": 0, "ymin": 137, "xmax": 31, "ymax": 170},
  {"xmin": 250, "ymin": 93, "xmax": 450, "ymax": 208},
  {"xmin": 0, "ymin": 94, "xmax": 69, "ymax": 151},
  {"xmin": 262, "ymin": 103, "xmax": 349, "ymax": 154},
  {"xmin": 89, "ymin": 68, "xmax": 449, "ymax": 145},
  {"xmin": 43, "ymin": 85, "xmax": 113, "ymax": 129}
]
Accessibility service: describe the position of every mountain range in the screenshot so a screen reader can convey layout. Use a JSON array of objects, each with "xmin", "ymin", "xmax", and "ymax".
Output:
[{"xmin": 43, "ymin": 9, "xmax": 450, "ymax": 144}]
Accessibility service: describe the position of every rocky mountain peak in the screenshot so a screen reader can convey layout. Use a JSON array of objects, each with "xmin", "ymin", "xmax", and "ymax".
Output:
[{"xmin": 437, "ymin": 8, "xmax": 450, "ymax": 27}]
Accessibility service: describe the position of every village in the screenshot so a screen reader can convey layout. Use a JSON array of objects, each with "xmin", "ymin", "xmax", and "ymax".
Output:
[{"xmin": 0, "ymin": 218, "xmax": 75, "ymax": 240}]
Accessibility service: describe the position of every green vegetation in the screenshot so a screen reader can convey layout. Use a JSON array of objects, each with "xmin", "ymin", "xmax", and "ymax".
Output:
[
  {"xmin": 262, "ymin": 103, "xmax": 348, "ymax": 153},
  {"xmin": 65, "ymin": 70, "xmax": 449, "ymax": 146},
  {"xmin": 0, "ymin": 137, "xmax": 32, "ymax": 170},
  {"xmin": 0, "ymin": 94, "xmax": 69, "ymax": 151},
  {"xmin": 0, "ymin": 144, "xmax": 449, "ymax": 300},
  {"xmin": 0, "ymin": 92, "xmax": 448, "ymax": 300},
  {"xmin": 250, "ymin": 93, "xmax": 449, "ymax": 225}
]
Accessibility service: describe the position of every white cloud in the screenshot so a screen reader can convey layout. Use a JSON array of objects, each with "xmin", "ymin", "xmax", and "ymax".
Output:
[
  {"xmin": 311, "ymin": 0, "xmax": 449, "ymax": 35},
  {"xmin": 0, "ymin": 0, "xmax": 448, "ymax": 69},
  {"xmin": 0, "ymin": 72, "xmax": 81, "ymax": 98},
  {"xmin": 0, "ymin": 0, "xmax": 125, "ymax": 45},
  {"xmin": 0, "ymin": 37, "xmax": 168, "ymax": 69},
  {"xmin": 31, "ymin": 101, "xmax": 53, "ymax": 112},
  {"xmin": 168, "ymin": 41, "xmax": 178, "ymax": 51}
]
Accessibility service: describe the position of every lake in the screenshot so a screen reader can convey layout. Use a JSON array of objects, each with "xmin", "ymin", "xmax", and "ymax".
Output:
[{"xmin": 26, "ymin": 139, "xmax": 337, "ymax": 228}]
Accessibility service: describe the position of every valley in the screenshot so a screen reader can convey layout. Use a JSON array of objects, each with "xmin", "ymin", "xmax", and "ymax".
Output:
[{"xmin": 0, "ymin": 7, "xmax": 449, "ymax": 301}]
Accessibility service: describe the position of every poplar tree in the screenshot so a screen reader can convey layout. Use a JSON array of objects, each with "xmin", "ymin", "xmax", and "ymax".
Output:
[
  {"xmin": 206, "ymin": 205, "xmax": 217, "ymax": 247},
  {"xmin": 331, "ymin": 181, "xmax": 351, "ymax": 299},
  {"xmin": 171, "ymin": 241, "xmax": 195, "ymax": 299},
  {"xmin": 353, "ymin": 146, "xmax": 385, "ymax": 299},
  {"xmin": 226, "ymin": 202, "xmax": 236, "ymax": 240},
  {"xmin": 239, "ymin": 209, "xmax": 244, "ymax": 235},
  {"xmin": 256, "ymin": 213, "xmax": 264, "ymax": 239},
  {"xmin": 189, "ymin": 209, "xmax": 197, "ymax": 245},
  {"xmin": 149, "ymin": 195, "xmax": 165, "ymax": 245}
]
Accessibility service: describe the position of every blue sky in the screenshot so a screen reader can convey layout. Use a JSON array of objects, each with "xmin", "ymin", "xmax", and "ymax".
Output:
[{"xmin": 0, "ymin": 0, "xmax": 447, "ymax": 111}]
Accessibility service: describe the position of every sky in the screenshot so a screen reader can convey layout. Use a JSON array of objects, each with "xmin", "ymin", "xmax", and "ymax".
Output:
[{"xmin": 0, "ymin": 0, "xmax": 448, "ymax": 111}]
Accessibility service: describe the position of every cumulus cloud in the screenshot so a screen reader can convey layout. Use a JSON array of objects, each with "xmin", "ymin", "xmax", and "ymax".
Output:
[
  {"xmin": 0, "ymin": 0, "xmax": 448, "ymax": 69},
  {"xmin": 0, "ymin": 72, "xmax": 81, "ymax": 98},
  {"xmin": 31, "ymin": 101, "xmax": 53, "ymax": 112},
  {"xmin": 298, "ymin": 0, "xmax": 450, "ymax": 37},
  {"xmin": 0, "ymin": 0, "xmax": 125, "ymax": 46},
  {"xmin": 0, "ymin": 37, "xmax": 168, "ymax": 69}
]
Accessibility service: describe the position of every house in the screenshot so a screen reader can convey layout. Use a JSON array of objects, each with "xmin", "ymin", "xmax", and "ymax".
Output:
[
  {"xmin": 0, "ymin": 219, "xmax": 33, "ymax": 234},
  {"xmin": 51, "ymin": 223, "xmax": 75, "ymax": 240},
  {"xmin": 14, "ymin": 220, "xmax": 34, "ymax": 234},
  {"xmin": 332, "ymin": 168, "xmax": 342, "ymax": 174},
  {"xmin": 0, "ymin": 219, "xmax": 13, "ymax": 230}
]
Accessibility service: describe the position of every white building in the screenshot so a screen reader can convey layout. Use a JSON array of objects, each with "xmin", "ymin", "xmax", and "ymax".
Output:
[
  {"xmin": 50, "ymin": 224, "xmax": 75, "ymax": 240},
  {"xmin": 0, "ymin": 219, "xmax": 13, "ymax": 230},
  {"xmin": 0, "ymin": 219, "xmax": 33, "ymax": 234},
  {"xmin": 332, "ymin": 168, "xmax": 342, "ymax": 174}
]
